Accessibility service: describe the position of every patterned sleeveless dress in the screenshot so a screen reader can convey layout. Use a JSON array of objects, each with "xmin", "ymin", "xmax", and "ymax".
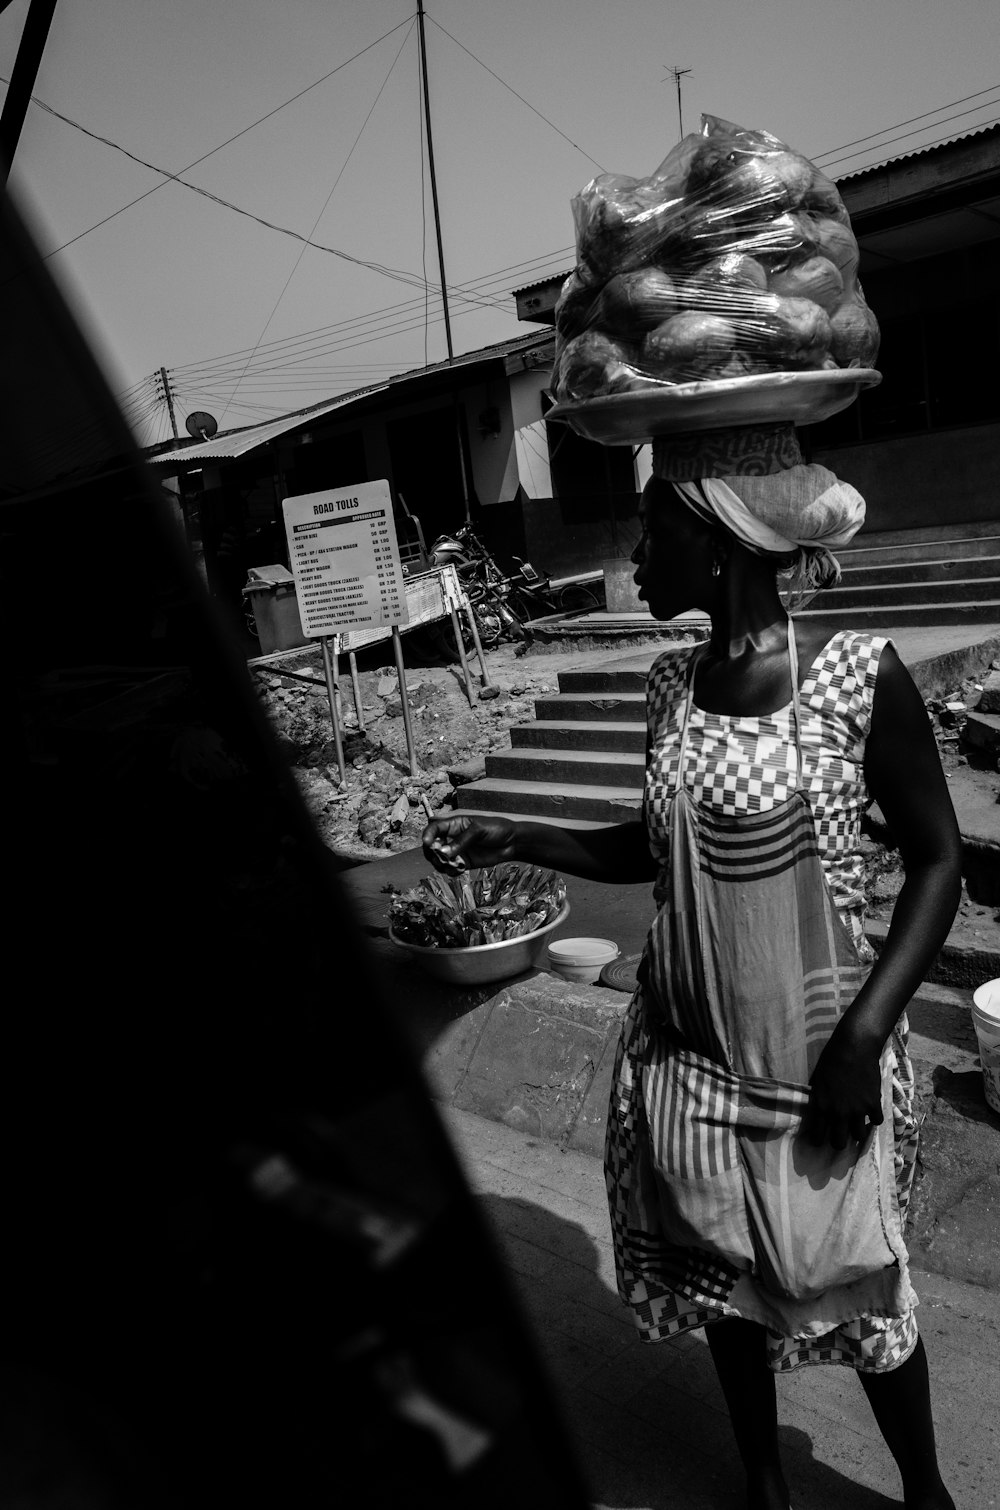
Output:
[{"xmin": 605, "ymin": 629, "xmax": 920, "ymax": 1373}]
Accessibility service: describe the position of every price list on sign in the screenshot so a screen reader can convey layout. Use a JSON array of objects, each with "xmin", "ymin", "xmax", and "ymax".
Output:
[{"xmin": 282, "ymin": 479, "xmax": 408, "ymax": 638}]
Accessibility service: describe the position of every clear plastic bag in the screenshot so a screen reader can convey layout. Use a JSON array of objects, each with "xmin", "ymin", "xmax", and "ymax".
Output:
[{"xmin": 552, "ymin": 115, "xmax": 879, "ymax": 402}]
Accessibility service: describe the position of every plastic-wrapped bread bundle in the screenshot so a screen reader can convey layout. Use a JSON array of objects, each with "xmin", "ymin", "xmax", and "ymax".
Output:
[{"xmin": 551, "ymin": 114, "xmax": 880, "ymax": 404}]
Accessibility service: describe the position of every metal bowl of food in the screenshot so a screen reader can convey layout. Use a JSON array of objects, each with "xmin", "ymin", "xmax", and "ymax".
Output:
[{"xmin": 390, "ymin": 901, "xmax": 571, "ymax": 986}]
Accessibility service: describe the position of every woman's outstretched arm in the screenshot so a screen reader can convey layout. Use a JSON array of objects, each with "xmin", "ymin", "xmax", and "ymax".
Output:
[{"xmin": 421, "ymin": 813, "xmax": 658, "ymax": 884}]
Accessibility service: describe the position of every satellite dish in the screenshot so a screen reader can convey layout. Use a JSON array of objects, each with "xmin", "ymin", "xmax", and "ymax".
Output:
[{"xmin": 185, "ymin": 410, "xmax": 218, "ymax": 440}]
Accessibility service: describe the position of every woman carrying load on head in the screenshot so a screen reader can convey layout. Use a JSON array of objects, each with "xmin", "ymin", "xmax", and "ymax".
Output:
[{"xmin": 422, "ymin": 434, "xmax": 961, "ymax": 1510}]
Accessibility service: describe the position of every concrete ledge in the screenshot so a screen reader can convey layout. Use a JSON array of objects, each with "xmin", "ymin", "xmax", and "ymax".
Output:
[
  {"xmin": 373, "ymin": 943, "xmax": 626, "ymax": 1155},
  {"xmin": 909, "ymin": 634, "xmax": 1000, "ymax": 700},
  {"xmin": 866, "ymin": 916, "xmax": 1000, "ymax": 990},
  {"xmin": 527, "ymin": 623, "xmax": 706, "ymax": 654}
]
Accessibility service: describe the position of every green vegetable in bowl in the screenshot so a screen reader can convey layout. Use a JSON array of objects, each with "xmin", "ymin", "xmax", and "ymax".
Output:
[{"xmin": 388, "ymin": 863, "xmax": 567, "ymax": 949}]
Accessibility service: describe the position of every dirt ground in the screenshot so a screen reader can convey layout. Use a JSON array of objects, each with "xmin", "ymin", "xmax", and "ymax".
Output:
[
  {"xmin": 250, "ymin": 633, "xmax": 1000, "ymax": 941},
  {"xmin": 250, "ymin": 636, "xmax": 584, "ymax": 864}
]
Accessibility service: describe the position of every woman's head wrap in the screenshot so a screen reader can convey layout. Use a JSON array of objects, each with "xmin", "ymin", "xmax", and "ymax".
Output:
[{"xmin": 665, "ymin": 465, "xmax": 866, "ymax": 605}]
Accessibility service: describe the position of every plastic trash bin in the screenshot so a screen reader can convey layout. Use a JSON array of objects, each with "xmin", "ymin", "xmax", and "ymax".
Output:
[{"xmin": 243, "ymin": 565, "xmax": 310, "ymax": 656}]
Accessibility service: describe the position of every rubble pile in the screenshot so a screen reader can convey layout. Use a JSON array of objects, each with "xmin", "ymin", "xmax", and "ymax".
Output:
[
  {"xmin": 939, "ymin": 663, "xmax": 1000, "ymax": 785},
  {"xmin": 251, "ymin": 650, "xmax": 557, "ymax": 863}
]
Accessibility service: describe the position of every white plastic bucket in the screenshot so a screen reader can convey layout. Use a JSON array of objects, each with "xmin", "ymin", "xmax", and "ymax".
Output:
[
  {"xmin": 547, "ymin": 936, "xmax": 620, "ymax": 984},
  {"xmin": 971, "ymin": 979, "xmax": 1000, "ymax": 1117}
]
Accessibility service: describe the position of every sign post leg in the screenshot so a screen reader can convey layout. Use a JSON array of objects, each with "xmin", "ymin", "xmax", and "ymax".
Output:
[
  {"xmin": 449, "ymin": 607, "xmax": 478, "ymax": 708},
  {"xmin": 319, "ymin": 636, "xmax": 347, "ymax": 784},
  {"xmin": 391, "ymin": 626, "xmax": 419, "ymax": 778},
  {"xmin": 460, "ymin": 594, "xmax": 492, "ymax": 688},
  {"xmin": 348, "ymin": 650, "xmax": 366, "ymax": 733}
]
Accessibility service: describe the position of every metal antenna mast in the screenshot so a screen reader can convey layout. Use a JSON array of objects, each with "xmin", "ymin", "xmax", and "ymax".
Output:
[
  {"xmin": 416, "ymin": 0, "xmax": 453, "ymax": 361},
  {"xmin": 666, "ymin": 65, "xmax": 692, "ymax": 140}
]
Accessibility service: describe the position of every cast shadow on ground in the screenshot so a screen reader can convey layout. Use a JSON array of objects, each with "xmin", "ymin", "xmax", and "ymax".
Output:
[
  {"xmin": 930, "ymin": 1064, "xmax": 1000, "ymax": 1121},
  {"xmin": 477, "ymin": 1193, "xmax": 900, "ymax": 1510}
]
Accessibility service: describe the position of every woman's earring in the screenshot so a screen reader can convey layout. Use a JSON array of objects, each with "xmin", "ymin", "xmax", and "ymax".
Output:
[{"xmin": 711, "ymin": 558, "xmax": 722, "ymax": 578}]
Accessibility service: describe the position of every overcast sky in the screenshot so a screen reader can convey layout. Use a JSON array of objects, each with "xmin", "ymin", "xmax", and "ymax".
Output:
[{"xmin": 3, "ymin": 0, "xmax": 999, "ymax": 445}]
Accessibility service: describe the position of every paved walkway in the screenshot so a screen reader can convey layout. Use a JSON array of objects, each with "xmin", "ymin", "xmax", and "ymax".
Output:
[{"xmin": 440, "ymin": 1105, "xmax": 1000, "ymax": 1510}]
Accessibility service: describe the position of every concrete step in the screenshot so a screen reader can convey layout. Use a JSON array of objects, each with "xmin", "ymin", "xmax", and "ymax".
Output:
[
  {"xmin": 485, "ymin": 745, "xmax": 646, "ymax": 789},
  {"xmin": 546, "ymin": 667, "xmax": 651, "ymax": 694},
  {"xmin": 533, "ymin": 691, "xmax": 647, "ymax": 722},
  {"xmin": 851, "ymin": 520, "xmax": 1000, "ymax": 549},
  {"xmin": 822, "ymin": 577, "xmax": 999, "ymax": 610},
  {"xmin": 510, "ymin": 719, "xmax": 647, "ymax": 754},
  {"xmin": 450, "ymin": 804, "xmax": 613, "ymax": 831},
  {"xmin": 796, "ymin": 602, "xmax": 1000, "ymax": 629},
  {"xmin": 843, "ymin": 535, "xmax": 1000, "ymax": 569},
  {"xmin": 839, "ymin": 556, "xmax": 1000, "ymax": 587},
  {"xmin": 458, "ymin": 776, "xmax": 642, "ymax": 824}
]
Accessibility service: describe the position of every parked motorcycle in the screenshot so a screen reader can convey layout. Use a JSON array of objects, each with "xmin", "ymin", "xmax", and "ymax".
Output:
[
  {"xmin": 428, "ymin": 525, "xmax": 524, "ymax": 651},
  {"xmin": 429, "ymin": 524, "xmax": 603, "ymax": 654}
]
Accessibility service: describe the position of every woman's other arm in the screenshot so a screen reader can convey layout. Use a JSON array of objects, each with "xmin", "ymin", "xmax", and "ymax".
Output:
[{"xmin": 804, "ymin": 644, "xmax": 963, "ymax": 1147}]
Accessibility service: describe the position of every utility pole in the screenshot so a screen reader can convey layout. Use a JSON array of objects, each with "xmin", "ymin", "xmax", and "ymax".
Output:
[
  {"xmin": 416, "ymin": 0, "xmax": 453, "ymax": 361},
  {"xmin": 666, "ymin": 65, "xmax": 692, "ymax": 141},
  {"xmin": 158, "ymin": 367, "xmax": 179, "ymax": 442},
  {"xmin": 0, "ymin": 0, "xmax": 59, "ymax": 184}
]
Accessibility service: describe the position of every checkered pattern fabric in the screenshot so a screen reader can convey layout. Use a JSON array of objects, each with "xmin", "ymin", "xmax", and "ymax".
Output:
[
  {"xmin": 605, "ymin": 628, "xmax": 920, "ymax": 1372},
  {"xmin": 644, "ymin": 629, "xmax": 888, "ymax": 942}
]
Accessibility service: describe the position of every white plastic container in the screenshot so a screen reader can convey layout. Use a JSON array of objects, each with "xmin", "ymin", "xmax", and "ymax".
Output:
[
  {"xmin": 547, "ymin": 936, "xmax": 620, "ymax": 984},
  {"xmin": 971, "ymin": 978, "xmax": 1000, "ymax": 1117}
]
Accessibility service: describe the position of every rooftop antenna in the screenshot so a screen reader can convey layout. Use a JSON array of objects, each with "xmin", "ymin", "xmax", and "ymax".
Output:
[{"xmin": 665, "ymin": 65, "xmax": 692, "ymax": 140}]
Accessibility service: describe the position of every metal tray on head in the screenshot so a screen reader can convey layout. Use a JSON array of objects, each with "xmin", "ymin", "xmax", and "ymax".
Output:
[{"xmin": 546, "ymin": 369, "xmax": 881, "ymax": 446}]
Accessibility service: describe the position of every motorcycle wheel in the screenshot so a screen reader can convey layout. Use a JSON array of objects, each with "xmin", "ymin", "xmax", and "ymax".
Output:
[
  {"xmin": 433, "ymin": 604, "xmax": 504, "ymax": 663},
  {"xmin": 468, "ymin": 605, "xmax": 503, "ymax": 649},
  {"xmin": 553, "ymin": 583, "xmax": 601, "ymax": 614}
]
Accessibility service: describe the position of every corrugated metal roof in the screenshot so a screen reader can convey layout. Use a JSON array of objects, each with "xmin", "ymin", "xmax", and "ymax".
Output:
[
  {"xmin": 513, "ymin": 271, "xmax": 571, "ymax": 297},
  {"xmin": 147, "ymin": 386, "xmax": 389, "ymax": 463},
  {"xmin": 833, "ymin": 121, "xmax": 1000, "ymax": 183},
  {"xmin": 148, "ymin": 330, "xmax": 553, "ymax": 464}
]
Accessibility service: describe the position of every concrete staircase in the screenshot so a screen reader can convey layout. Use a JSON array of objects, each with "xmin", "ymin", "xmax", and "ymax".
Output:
[
  {"xmin": 798, "ymin": 520, "xmax": 1000, "ymax": 629},
  {"xmin": 460, "ymin": 663, "xmax": 648, "ymax": 829},
  {"xmin": 455, "ymin": 636, "xmax": 1000, "ymax": 911}
]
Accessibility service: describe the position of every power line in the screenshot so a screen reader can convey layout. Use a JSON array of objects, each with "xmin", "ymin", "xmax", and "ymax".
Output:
[
  {"xmin": 425, "ymin": 13, "xmax": 606, "ymax": 173},
  {"xmin": 154, "ymin": 244, "xmax": 574, "ymax": 382},
  {"xmin": 3, "ymin": 74, "xmax": 538, "ymax": 326},
  {"xmin": 218, "ymin": 18, "xmax": 418, "ymax": 425},
  {"xmin": 813, "ymin": 84, "xmax": 1000, "ymax": 162},
  {"xmin": 0, "ymin": 15, "xmax": 415, "ymax": 263},
  {"xmin": 5, "ymin": 81, "xmax": 477, "ymax": 300},
  {"xmin": 818, "ymin": 98, "xmax": 1000, "ymax": 170}
]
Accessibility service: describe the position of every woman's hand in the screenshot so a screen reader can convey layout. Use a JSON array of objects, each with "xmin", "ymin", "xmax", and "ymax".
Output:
[
  {"xmin": 422, "ymin": 815, "xmax": 518, "ymax": 874},
  {"xmin": 801, "ymin": 1026, "xmax": 884, "ymax": 1151}
]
